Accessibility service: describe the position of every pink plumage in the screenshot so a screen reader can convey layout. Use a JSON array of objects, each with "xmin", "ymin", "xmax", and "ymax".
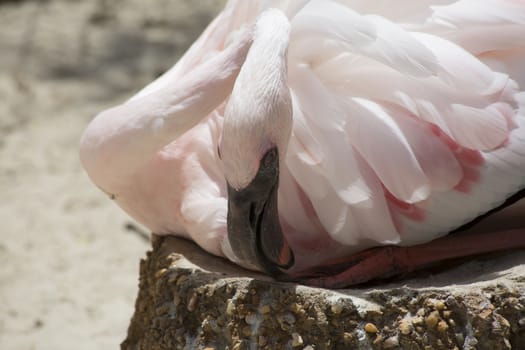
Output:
[{"xmin": 80, "ymin": 0, "xmax": 525, "ymax": 281}]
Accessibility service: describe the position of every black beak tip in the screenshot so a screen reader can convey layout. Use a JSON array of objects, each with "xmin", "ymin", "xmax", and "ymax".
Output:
[{"xmin": 226, "ymin": 147, "xmax": 296, "ymax": 277}]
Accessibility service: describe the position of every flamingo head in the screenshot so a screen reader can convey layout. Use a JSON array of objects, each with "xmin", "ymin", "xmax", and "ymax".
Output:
[{"xmin": 219, "ymin": 9, "xmax": 294, "ymax": 276}]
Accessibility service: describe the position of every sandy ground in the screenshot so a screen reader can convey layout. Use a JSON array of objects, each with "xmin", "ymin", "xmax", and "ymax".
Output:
[{"xmin": 0, "ymin": 1, "xmax": 223, "ymax": 349}]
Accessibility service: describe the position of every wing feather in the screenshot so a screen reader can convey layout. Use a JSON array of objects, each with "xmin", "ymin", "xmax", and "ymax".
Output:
[
  {"xmin": 344, "ymin": 97, "xmax": 431, "ymax": 203},
  {"xmin": 283, "ymin": 0, "xmax": 523, "ymax": 247}
]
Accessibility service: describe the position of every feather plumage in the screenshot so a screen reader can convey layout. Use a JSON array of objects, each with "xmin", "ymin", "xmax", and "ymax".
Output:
[{"xmin": 80, "ymin": 0, "xmax": 525, "ymax": 270}]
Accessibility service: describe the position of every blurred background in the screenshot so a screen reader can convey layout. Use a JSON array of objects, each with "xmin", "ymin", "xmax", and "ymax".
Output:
[{"xmin": 0, "ymin": 0, "xmax": 224, "ymax": 349}]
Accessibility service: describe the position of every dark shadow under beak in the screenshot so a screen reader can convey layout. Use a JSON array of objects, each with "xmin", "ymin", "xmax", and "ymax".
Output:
[{"xmin": 226, "ymin": 148, "xmax": 294, "ymax": 277}]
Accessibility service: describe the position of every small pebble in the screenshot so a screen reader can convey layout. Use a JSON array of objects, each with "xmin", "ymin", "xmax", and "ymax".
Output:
[
  {"xmin": 425, "ymin": 311, "xmax": 440, "ymax": 329},
  {"xmin": 448, "ymin": 319, "xmax": 456, "ymax": 328},
  {"xmin": 455, "ymin": 332, "xmax": 464, "ymax": 344},
  {"xmin": 226, "ymin": 301, "xmax": 236, "ymax": 316},
  {"xmin": 258, "ymin": 336, "xmax": 267, "ymax": 347},
  {"xmin": 383, "ymin": 335, "xmax": 399, "ymax": 349},
  {"xmin": 415, "ymin": 326, "xmax": 425, "ymax": 334},
  {"xmin": 242, "ymin": 326, "xmax": 252, "ymax": 337},
  {"xmin": 372, "ymin": 334, "xmax": 383, "ymax": 345},
  {"xmin": 155, "ymin": 268, "xmax": 167, "ymax": 279},
  {"xmin": 245, "ymin": 312, "xmax": 258, "ymax": 325},
  {"xmin": 292, "ymin": 333, "xmax": 304, "ymax": 347},
  {"xmin": 259, "ymin": 305, "xmax": 271, "ymax": 314},
  {"xmin": 479, "ymin": 309, "xmax": 492, "ymax": 320},
  {"xmin": 187, "ymin": 292, "xmax": 197, "ymax": 312},
  {"xmin": 398, "ymin": 319, "xmax": 413, "ymax": 335},
  {"xmin": 442, "ymin": 310, "xmax": 452, "ymax": 319},
  {"xmin": 412, "ymin": 316, "xmax": 423, "ymax": 326},
  {"xmin": 291, "ymin": 303, "xmax": 306, "ymax": 317},
  {"xmin": 498, "ymin": 315, "xmax": 511, "ymax": 328},
  {"xmin": 343, "ymin": 332, "xmax": 354, "ymax": 343},
  {"xmin": 365, "ymin": 323, "xmax": 379, "ymax": 334},
  {"xmin": 506, "ymin": 297, "xmax": 520, "ymax": 309},
  {"xmin": 201, "ymin": 317, "xmax": 215, "ymax": 333},
  {"xmin": 464, "ymin": 335, "xmax": 478, "ymax": 347},
  {"xmin": 176, "ymin": 275, "xmax": 187, "ymax": 286},
  {"xmin": 303, "ymin": 346, "xmax": 315, "ymax": 350},
  {"xmin": 398, "ymin": 307, "xmax": 408, "ymax": 315},
  {"xmin": 445, "ymin": 296, "xmax": 458, "ymax": 308},
  {"xmin": 173, "ymin": 292, "xmax": 180, "ymax": 306},
  {"xmin": 277, "ymin": 312, "xmax": 296, "ymax": 331},
  {"xmin": 290, "ymin": 302, "xmax": 301, "ymax": 313},
  {"xmin": 435, "ymin": 300, "xmax": 446, "ymax": 311},
  {"xmin": 437, "ymin": 320, "xmax": 449, "ymax": 333},
  {"xmin": 331, "ymin": 303, "xmax": 343, "ymax": 315}
]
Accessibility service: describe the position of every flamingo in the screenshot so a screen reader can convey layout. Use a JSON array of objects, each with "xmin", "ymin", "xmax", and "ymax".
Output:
[{"xmin": 80, "ymin": 0, "xmax": 525, "ymax": 288}]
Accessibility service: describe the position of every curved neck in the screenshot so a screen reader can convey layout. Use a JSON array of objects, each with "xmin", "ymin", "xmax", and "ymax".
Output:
[{"xmin": 221, "ymin": 9, "xmax": 293, "ymax": 189}]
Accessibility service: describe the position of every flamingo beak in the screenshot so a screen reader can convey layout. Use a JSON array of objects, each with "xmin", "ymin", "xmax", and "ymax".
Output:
[{"xmin": 226, "ymin": 147, "xmax": 295, "ymax": 277}]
